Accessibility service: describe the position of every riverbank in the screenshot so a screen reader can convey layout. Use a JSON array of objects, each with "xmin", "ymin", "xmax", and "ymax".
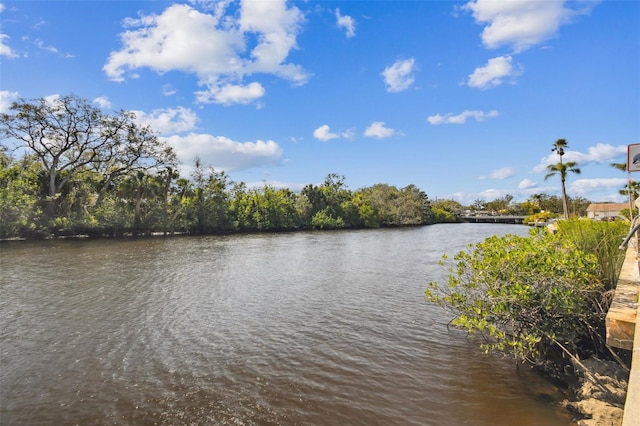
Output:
[{"xmin": 563, "ymin": 357, "xmax": 628, "ymax": 426}]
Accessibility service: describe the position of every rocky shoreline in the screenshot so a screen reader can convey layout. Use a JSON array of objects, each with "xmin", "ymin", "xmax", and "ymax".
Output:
[{"xmin": 561, "ymin": 358, "xmax": 629, "ymax": 426}]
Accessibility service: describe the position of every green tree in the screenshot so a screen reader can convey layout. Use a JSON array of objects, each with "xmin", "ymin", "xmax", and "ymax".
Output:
[
  {"xmin": 545, "ymin": 161, "xmax": 581, "ymax": 219},
  {"xmin": 230, "ymin": 184, "xmax": 300, "ymax": 231},
  {"xmin": 184, "ymin": 159, "xmax": 233, "ymax": 234},
  {"xmin": 0, "ymin": 95, "xmax": 175, "ymax": 216},
  {"xmin": 530, "ymin": 193, "xmax": 546, "ymax": 210},
  {"xmin": 117, "ymin": 170, "xmax": 166, "ymax": 234},
  {"xmin": 299, "ymin": 174, "xmax": 353, "ymax": 230},
  {"xmin": 545, "ymin": 139, "xmax": 581, "ymax": 220},
  {"xmin": 485, "ymin": 194, "xmax": 514, "ymax": 214},
  {"xmin": 471, "ymin": 199, "xmax": 486, "ymax": 212},
  {"xmin": 0, "ymin": 149, "xmax": 44, "ymax": 238},
  {"xmin": 431, "ymin": 199, "xmax": 463, "ymax": 218}
]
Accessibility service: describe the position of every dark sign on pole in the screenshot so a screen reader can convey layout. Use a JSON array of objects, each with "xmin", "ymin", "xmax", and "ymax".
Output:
[{"xmin": 628, "ymin": 144, "xmax": 640, "ymax": 172}]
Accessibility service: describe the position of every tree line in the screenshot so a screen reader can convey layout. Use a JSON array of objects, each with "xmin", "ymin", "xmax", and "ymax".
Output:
[
  {"xmin": 0, "ymin": 95, "xmax": 606, "ymax": 240},
  {"xmin": 1, "ymin": 95, "xmax": 441, "ymax": 239}
]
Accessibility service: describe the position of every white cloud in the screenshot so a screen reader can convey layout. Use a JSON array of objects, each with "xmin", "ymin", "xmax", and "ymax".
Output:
[
  {"xmin": 480, "ymin": 167, "xmax": 515, "ymax": 180},
  {"xmin": 462, "ymin": 0, "xmax": 597, "ymax": 53},
  {"xmin": 43, "ymin": 94, "xmax": 61, "ymax": 104},
  {"xmin": 570, "ymin": 177, "xmax": 628, "ymax": 196},
  {"xmin": 0, "ymin": 33, "xmax": 18, "ymax": 58},
  {"xmin": 162, "ymin": 84, "xmax": 177, "ymax": 96},
  {"xmin": 34, "ymin": 38, "xmax": 74, "ymax": 58},
  {"xmin": 130, "ymin": 107, "xmax": 198, "ymax": 134},
  {"xmin": 533, "ymin": 143, "xmax": 627, "ymax": 173},
  {"xmin": 103, "ymin": 1, "xmax": 308, "ymax": 105},
  {"xmin": 381, "ymin": 58, "xmax": 416, "ymax": 93},
  {"xmin": 0, "ymin": 5, "xmax": 18, "ymax": 58},
  {"xmin": 467, "ymin": 55, "xmax": 522, "ymax": 89},
  {"xmin": 427, "ymin": 109, "xmax": 498, "ymax": 125},
  {"xmin": 162, "ymin": 133, "xmax": 283, "ymax": 172},
  {"xmin": 478, "ymin": 188, "xmax": 511, "ymax": 200},
  {"xmin": 195, "ymin": 82, "xmax": 265, "ymax": 105},
  {"xmin": 336, "ymin": 8, "xmax": 356, "ymax": 38},
  {"xmin": 518, "ymin": 179, "xmax": 537, "ymax": 190},
  {"xmin": 0, "ymin": 90, "xmax": 20, "ymax": 113},
  {"xmin": 364, "ymin": 121, "xmax": 397, "ymax": 138},
  {"xmin": 312, "ymin": 124, "xmax": 354, "ymax": 141},
  {"xmin": 92, "ymin": 96, "xmax": 112, "ymax": 109},
  {"xmin": 313, "ymin": 124, "xmax": 339, "ymax": 141}
]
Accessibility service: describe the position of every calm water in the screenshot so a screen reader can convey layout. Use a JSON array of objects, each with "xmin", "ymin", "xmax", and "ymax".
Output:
[{"xmin": 1, "ymin": 224, "xmax": 576, "ymax": 425}]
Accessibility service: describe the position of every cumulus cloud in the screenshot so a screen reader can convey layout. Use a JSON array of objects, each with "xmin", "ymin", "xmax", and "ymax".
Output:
[
  {"xmin": 533, "ymin": 143, "xmax": 627, "ymax": 173},
  {"xmin": 467, "ymin": 55, "xmax": 522, "ymax": 89},
  {"xmin": 462, "ymin": 0, "xmax": 598, "ymax": 53},
  {"xmin": 0, "ymin": 90, "xmax": 20, "ymax": 113},
  {"xmin": 43, "ymin": 94, "xmax": 61, "ymax": 104},
  {"xmin": 570, "ymin": 177, "xmax": 628, "ymax": 196},
  {"xmin": 313, "ymin": 125, "xmax": 338, "ymax": 141},
  {"xmin": 427, "ymin": 109, "xmax": 498, "ymax": 125},
  {"xmin": 518, "ymin": 179, "xmax": 537, "ymax": 190},
  {"xmin": 103, "ymin": 1, "xmax": 308, "ymax": 105},
  {"xmin": 336, "ymin": 8, "xmax": 356, "ymax": 38},
  {"xmin": 130, "ymin": 107, "xmax": 198, "ymax": 134},
  {"xmin": 162, "ymin": 133, "xmax": 283, "ymax": 172},
  {"xmin": 480, "ymin": 167, "xmax": 515, "ymax": 180},
  {"xmin": 381, "ymin": 58, "xmax": 416, "ymax": 93},
  {"xmin": 92, "ymin": 96, "xmax": 112, "ymax": 109},
  {"xmin": 195, "ymin": 82, "xmax": 265, "ymax": 105},
  {"xmin": 478, "ymin": 188, "xmax": 512, "ymax": 200},
  {"xmin": 364, "ymin": 121, "xmax": 398, "ymax": 138}
]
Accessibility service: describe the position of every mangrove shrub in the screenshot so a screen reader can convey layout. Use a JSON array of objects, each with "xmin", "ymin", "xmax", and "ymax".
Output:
[{"xmin": 425, "ymin": 231, "xmax": 608, "ymax": 364}]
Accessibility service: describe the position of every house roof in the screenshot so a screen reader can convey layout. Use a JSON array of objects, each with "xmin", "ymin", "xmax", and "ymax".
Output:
[{"xmin": 586, "ymin": 203, "xmax": 629, "ymax": 212}]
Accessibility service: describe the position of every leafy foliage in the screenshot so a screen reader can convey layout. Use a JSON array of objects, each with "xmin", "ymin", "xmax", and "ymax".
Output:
[
  {"xmin": 425, "ymin": 230, "xmax": 609, "ymax": 364},
  {"xmin": 0, "ymin": 150, "xmax": 44, "ymax": 238},
  {"xmin": 554, "ymin": 219, "xmax": 628, "ymax": 291}
]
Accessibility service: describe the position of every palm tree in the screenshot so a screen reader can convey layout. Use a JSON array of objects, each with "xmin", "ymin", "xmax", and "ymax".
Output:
[
  {"xmin": 551, "ymin": 138, "xmax": 568, "ymax": 159},
  {"xmin": 546, "ymin": 139, "xmax": 579, "ymax": 220},
  {"xmin": 611, "ymin": 162, "xmax": 637, "ymax": 219},
  {"xmin": 545, "ymin": 161, "xmax": 581, "ymax": 219},
  {"xmin": 530, "ymin": 193, "xmax": 546, "ymax": 210},
  {"xmin": 610, "ymin": 162, "xmax": 627, "ymax": 172}
]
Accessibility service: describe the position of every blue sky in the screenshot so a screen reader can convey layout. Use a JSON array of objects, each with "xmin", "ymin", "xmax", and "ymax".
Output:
[{"xmin": 1, "ymin": 0, "xmax": 638, "ymax": 204}]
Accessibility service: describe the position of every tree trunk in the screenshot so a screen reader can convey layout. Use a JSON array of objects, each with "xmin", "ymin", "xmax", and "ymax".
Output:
[{"xmin": 561, "ymin": 178, "xmax": 569, "ymax": 220}]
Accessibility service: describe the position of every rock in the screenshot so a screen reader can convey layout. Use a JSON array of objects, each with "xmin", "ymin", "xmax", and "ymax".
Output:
[
  {"xmin": 563, "ymin": 357, "xmax": 629, "ymax": 426},
  {"xmin": 568, "ymin": 398, "xmax": 624, "ymax": 426}
]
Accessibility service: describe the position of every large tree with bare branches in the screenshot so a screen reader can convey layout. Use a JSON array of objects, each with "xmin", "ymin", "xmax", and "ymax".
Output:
[{"xmin": 0, "ymin": 94, "xmax": 175, "ymax": 207}]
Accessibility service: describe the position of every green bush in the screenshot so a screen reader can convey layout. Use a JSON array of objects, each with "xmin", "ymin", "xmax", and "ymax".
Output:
[
  {"xmin": 554, "ymin": 218, "xmax": 628, "ymax": 291},
  {"xmin": 523, "ymin": 211, "xmax": 559, "ymax": 225},
  {"xmin": 311, "ymin": 208, "xmax": 345, "ymax": 230},
  {"xmin": 425, "ymin": 232, "xmax": 608, "ymax": 364},
  {"xmin": 431, "ymin": 207, "xmax": 457, "ymax": 223}
]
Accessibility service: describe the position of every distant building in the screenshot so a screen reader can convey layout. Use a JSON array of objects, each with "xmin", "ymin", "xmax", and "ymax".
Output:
[{"xmin": 586, "ymin": 203, "xmax": 629, "ymax": 220}]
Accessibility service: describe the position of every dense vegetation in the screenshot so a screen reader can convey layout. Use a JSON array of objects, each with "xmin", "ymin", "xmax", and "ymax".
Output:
[
  {"xmin": 0, "ymin": 95, "xmax": 613, "ymax": 240},
  {"xmin": 425, "ymin": 219, "xmax": 628, "ymax": 369},
  {"xmin": 0, "ymin": 95, "xmax": 440, "ymax": 239}
]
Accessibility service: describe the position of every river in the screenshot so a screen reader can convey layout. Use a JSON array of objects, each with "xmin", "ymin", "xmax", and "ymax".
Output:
[{"xmin": 0, "ymin": 223, "xmax": 576, "ymax": 425}]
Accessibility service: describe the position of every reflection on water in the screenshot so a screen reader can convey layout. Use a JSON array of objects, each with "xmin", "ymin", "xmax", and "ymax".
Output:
[{"xmin": 1, "ymin": 224, "xmax": 575, "ymax": 425}]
